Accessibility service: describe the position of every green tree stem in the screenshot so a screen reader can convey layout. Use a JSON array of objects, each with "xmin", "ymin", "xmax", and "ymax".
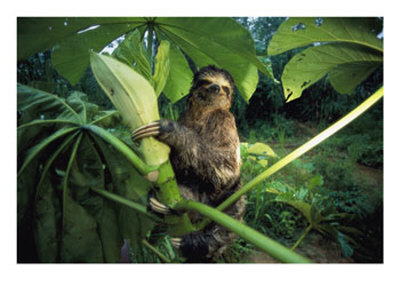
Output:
[
  {"xmin": 91, "ymin": 187, "xmax": 163, "ymax": 223},
  {"xmin": 179, "ymin": 200, "xmax": 311, "ymax": 263},
  {"xmin": 17, "ymin": 119, "xmax": 80, "ymax": 129},
  {"xmin": 142, "ymin": 239, "xmax": 171, "ymax": 263},
  {"xmin": 62, "ymin": 133, "xmax": 83, "ymax": 229},
  {"xmin": 291, "ymin": 224, "xmax": 313, "ymax": 251},
  {"xmin": 84, "ymin": 124, "xmax": 158, "ymax": 177}
]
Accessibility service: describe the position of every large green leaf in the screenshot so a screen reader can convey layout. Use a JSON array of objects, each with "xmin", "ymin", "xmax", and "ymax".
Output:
[
  {"xmin": 112, "ymin": 29, "xmax": 152, "ymax": 81},
  {"xmin": 152, "ymin": 40, "xmax": 171, "ymax": 97},
  {"xmin": 61, "ymin": 195, "xmax": 104, "ymax": 263},
  {"xmin": 89, "ymin": 133, "xmax": 154, "ymax": 260},
  {"xmin": 19, "ymin": 17, "xmax": 271, "ymax": 101},
  {"xmin": 68, "ymin": 135, "xmax": 123, "ymax": 262},
  {"xmin": 275, "ymin": 193, "xmax": 312, "ymax": 224},
  {"xmin": 281, "ymin": 43, "xmax": 382, "ymax": 102},
  {"xmin": 17, "ymin": 156, "xmax": 39, "ymax": 228},
  {"xmin": 17, "ymin": 85, "xmax": 158, "ymax": 262},
  {"xmin": 18, "ymin": 83, "xmax": 82, "ymax": 124},
  {"xmin": 268, "ymin": 17, "xmax": 383, "ymax": 102},
  {"xmin": 161, "ymin": 41, "xmax": 193, "ymax": 103},
  {"xmin": 18, "ymin": 17, "xmax": 102, "ymax": 60},
  {"xmin": 36, "ymin": 132, "xmax": 80, "ymax": 200},
  {"xmin": 155, "ymin": 17, "xmax": 261, "ymax": 101},
  {"xmin": 18, "ymin": 127, "xmax": 78, "ymax": 177},
  {"xmin": 328, "ymin": 61, "xmax": 382, "ymax": 94},
  {"xmin": 18, "ymin": 17, "xmax": 146, "ymax": 58},
  {"xmin": 52, "ymin": 22, "xmax": 144, "ymax": 85},
  {"xmin": 268, "ymin": 17, "xmax": 383, "ymax": 55},
  {"xmin": 34, "ymin": 173, "xmax": 60, "ymax": 263}
]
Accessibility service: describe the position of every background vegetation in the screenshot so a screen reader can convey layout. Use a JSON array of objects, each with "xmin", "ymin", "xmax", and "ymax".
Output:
[{"xmin": 17, "ymin": 17, "xmax": 383, "ymax": 263}]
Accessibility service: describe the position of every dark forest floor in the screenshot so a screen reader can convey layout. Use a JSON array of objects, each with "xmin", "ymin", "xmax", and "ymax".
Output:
[{"xmin": 246, "ymin": 232, "xmax": 354, "ymax": 263}]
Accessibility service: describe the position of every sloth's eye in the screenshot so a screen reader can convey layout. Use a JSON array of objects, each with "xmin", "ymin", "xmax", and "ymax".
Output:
[
  {"xmin": 222, "ymin": 86, "xmax": 230, "ymax": 96},
  {"xmin": 198, "ymin": 79, "xmax": 212, "ymax": 87}
]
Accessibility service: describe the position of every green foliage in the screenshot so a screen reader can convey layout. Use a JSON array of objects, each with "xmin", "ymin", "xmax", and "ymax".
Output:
[
  {"xmin": 17, "ymin": 84, "xmax": 158, "ymax": 262},
  {"xmin": 18, "ymin": 17, "xmax": 276, "ymax": 102},
  {"xmin": 239, "ymin": 139, "xmax": 373, "ymax": 259},
  {"xmin": 268, "ymin": 17, "xmax": 383, "ymax": 101},
  {"xmin": 17, "ymin": 17, "xmax": 383, "ymax": 263}
]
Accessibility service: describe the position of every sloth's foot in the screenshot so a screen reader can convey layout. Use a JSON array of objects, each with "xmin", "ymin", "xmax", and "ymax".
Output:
[
  {"xmin": 131, "ymin": 121, "xmax": 160, "ymax": 141},
  {"xmin": 148, "ymin": 196, "xmax": 171, "ymax": 215},
  {"xmin": 170, "ymin": 237, "xmax": 182, "ymax": 249},
  {"xmin": 148, "ymin": 197, "xmax": 182, "ymax": 250}
]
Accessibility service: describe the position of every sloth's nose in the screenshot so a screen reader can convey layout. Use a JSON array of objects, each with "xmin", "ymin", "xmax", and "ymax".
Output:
[{"xmin": 209, "ymin": 84, "xmax": 220, "ymax": 93}]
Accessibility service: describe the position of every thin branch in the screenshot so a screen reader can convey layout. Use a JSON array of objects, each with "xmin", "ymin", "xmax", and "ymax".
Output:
[
  {"xmin": 142, "ymin": 239, "xmax": 171, "ymax": 263},
  {"xmin": 180, "ymin": 200, "xmax": 311, "ymax": 263},
  {"xmin": 85, "ymin": 124, "xmax": 158, "ymax": 177},
  {"xmin": 91, "ymin": 187, "xmax": 163, "ymax": 223},
  {"xmin": 62, "ymin": 133, "xmax": 83, "ymax": 229},
  {"xmin": 291, "ymin": 224, "xmax": 313, "ymax": 251}
]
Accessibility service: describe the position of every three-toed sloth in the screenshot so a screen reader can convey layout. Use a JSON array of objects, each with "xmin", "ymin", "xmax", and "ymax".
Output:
[{"xmin": 132, "ymin": 65, "xmax": 246, "ymax": 262}]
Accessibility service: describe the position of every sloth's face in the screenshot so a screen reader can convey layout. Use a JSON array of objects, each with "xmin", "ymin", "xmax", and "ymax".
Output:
[{"xmin": 192, "ymin": 73, "xmax": 233, "ymax": 108}]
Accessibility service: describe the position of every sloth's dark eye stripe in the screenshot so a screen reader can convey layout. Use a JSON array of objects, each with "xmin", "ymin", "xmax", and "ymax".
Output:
[
  {"xmin": 222, "ymin": 86, "xmax": 230, "ymax": 96},
  {"xmin": 198, "ymin": 79, "xmax": 212, "ymax": 87}
]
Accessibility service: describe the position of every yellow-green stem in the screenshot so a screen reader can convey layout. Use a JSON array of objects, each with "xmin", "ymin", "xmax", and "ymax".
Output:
[
  {"xmin": 142, "ymin": 239, "xmax": 171, "ymax": 263},
  {"xmin": 180, "ymin": 200, "xmax": 311, "ymax": 263},
  {"xmin": 291, "ymin": 224, "xmax": 313, "ymax": 251},
  {"xmin": 85, "ymin": 124, "xmax": 157, "ymax": 176}
]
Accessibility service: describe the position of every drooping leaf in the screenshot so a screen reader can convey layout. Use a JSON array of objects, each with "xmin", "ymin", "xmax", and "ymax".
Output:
[
  {"xmin": 268, "ymin": 17, "xmax": 383, "ymax": 56},
  {"xmin": 68, "ymin": 135, "xmax": 123, "ymax": 262},
  {"xmin": 63, "ymin": 91, "xmax": 94, "ymax": 124},
  {"xmin": 155, "ymin": 17, "xmax": 262, "ymax": 101},
  {"xmin": 246, "ymin": 142, "xmax": 278, "ymax": 158},
  {"xmin": 90, "ymin": 110, "xmax": 120, "ymax": 127},
  {"xmin": 61, "ymin": 195, "xmax": 104, "ymax": 263},
  {"xmin": 337, "ymin": 231, "xmax": 354, "ymax": 257},
  {"xmin": 62, "ymin": 133, "xmax": 83, "ymax": 225},
  {"xmin": 281, "ymin": 43, "xmax": 382, "ymax": 102},
  {"xmin": 52, "ymin": 22, "xmax": 144, "ymax": 85},
  {"xmin": 58, "ymin": 133, "xmax": 105, "ymax": 262},
  {"xmin": 328, "ymin": 61, "xmax": 382, "ymax": 94},
  {"xmin": 18, "ymin": 17, "xmax": 107, "ymax": 60},
  {"xmin": 112, "ymin": 29, "xmax": 152, "ymax": 81},
  {"xmin": 18, "ymin": 127, "xmax": 78, "ymax": 177},
  {"xmin": 36, "ymin": 132, "xmax": 80, "ymax": 199},
  {"xmin": 34, "ymin": 173, "xmax": 60, "ymax": 263},
  {"xmin": 248, "ymin": 156, "xmax": 268, "ymax": 167},
  {"xmin": 308, "ymin": 175, "xmax": 323, "ymax": 192},
  {"xmin": 20, "ymin": 17, "xmax": 270, "ymax": 101},
  {"xmin": 89, "ymin": 134, "xmax": 154, "ymax": 260},
  {"xmin": 265, "ymin": 181, "xmax": 290, "ymax": 194},
  {"xmin": 17, "ymin": 155, "xmax": 39, "ymax": 228},
  {"xmin": 275, "ymin": 197, "xmax": 312, "ymax": 224},
  {"xmin": 17, "ymin": 83, "xmax": 82, "ymax": 124},
  {"xmin": 152, "ymin": 40, "xmax": 171, "ymax": 97},
  {"xmin": 160, "ymin": 41, "xmax": 193, "ymax": 103}
]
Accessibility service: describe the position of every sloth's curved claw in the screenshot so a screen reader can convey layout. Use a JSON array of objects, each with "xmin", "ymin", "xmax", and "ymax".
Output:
[
  {"xmin": 149, "ymin": 197, "xmax": 171, "ymax": 215},
  {"xmin": 131, "ymin": 121, "xmax": 160, "ymax": 142},
  {"xmin": 170, "ymin": 237, "xmax": 182, "ymax": 249}
]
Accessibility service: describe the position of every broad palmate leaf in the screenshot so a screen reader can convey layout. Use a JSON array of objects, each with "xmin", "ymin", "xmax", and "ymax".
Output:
[
  {"xmin": 18, "ymin": 17, "xmax": 276, "ymax": 102},
  {"xmin": 268, "ymin": 17, "xmax": 383, "ymax": 102}
]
